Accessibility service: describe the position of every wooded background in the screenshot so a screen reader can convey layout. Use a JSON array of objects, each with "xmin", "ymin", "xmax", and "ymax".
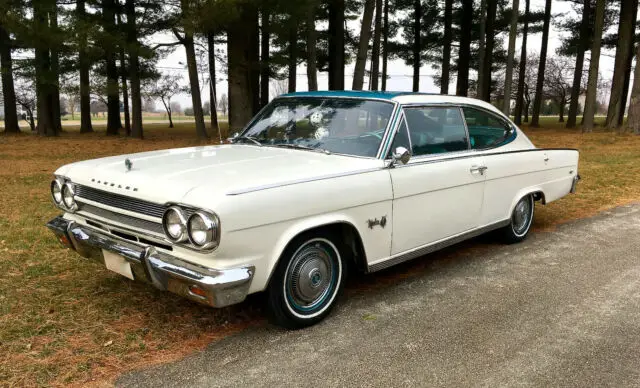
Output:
[{"xmin": 1, "ymin": 0, "xmax": 639, "ymax": 139}]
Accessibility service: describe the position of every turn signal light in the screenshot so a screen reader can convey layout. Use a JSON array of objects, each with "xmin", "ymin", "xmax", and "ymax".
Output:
[
  {"xmin": 58, "ymin": 235, "xmax": 73, "ymax": 249},
  {"xmin": 188, "ymin": 285, "xmax": 208, "ymax": 298}
]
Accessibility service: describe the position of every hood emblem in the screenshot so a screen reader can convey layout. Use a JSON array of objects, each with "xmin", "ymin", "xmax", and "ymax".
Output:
[{"xmin": 125, "ymin": 158, "xmax": 132, "ymax": 172}]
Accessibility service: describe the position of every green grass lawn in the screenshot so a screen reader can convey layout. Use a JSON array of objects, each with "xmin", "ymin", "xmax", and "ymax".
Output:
[{"xmin": 0, "ymin": 118, "xmax": 639, "ymax": 386}]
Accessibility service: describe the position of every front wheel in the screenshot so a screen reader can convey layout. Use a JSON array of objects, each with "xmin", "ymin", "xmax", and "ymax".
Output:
[
  {"xmin": 500, "ymin": 194, "xmax": 535, "ymax": 244},
  {"xmin": 266, "ymin": 232, "xmax": 346, "ymax": 329}
]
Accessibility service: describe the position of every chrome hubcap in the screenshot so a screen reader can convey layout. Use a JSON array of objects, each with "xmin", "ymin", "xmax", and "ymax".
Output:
[
  {"xmin": 512, "ymin": 197, "xmax": 532, "ymax": 235},
  {"xmin": 286, "ymin": 242, "xmax": 335, "ymax": 310}
]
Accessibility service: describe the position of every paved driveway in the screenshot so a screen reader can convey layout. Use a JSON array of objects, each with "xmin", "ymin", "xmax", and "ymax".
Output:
[{"xmin": 118, "ymin": 204, "xmax": 640, "ymax": 387}]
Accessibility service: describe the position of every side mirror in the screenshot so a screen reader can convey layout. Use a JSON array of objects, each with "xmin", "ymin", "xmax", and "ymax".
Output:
[{"xmin": 392, "ymin": 146, "xmax": 411, "ymax": 165}]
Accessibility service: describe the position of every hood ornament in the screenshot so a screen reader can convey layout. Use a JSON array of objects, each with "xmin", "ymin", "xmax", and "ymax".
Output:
[{"xmin": 125, "ymin": 158, "xmax": 132, "ymax": 172}]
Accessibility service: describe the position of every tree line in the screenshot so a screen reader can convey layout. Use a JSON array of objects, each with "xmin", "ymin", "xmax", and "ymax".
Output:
[{"xmin": 0, "ymin": 0, "xmax": 639, "ymax": 138}]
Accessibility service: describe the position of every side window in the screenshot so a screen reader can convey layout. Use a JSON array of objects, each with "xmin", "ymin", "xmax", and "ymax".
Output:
[
  {"xmin": 462, "ymin": 107, "xmax": 512, "ymax": 149},
  {"xmin": 388, "ymin": 118, "xmax": 411, "ymax": 156},
  {"xmin": 403, "ymin": 107, "xmax": 468, "ymax": 156}
]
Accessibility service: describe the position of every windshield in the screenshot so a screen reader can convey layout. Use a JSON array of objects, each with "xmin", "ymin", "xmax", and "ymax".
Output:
[{"xmin": 239, "ymin": 97, "xmax": 395, "ymax": 157}]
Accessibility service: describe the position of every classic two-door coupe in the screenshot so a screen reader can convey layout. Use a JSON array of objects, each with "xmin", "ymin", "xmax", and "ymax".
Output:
[{"xmin": 47, "ymin": 91, "xmax": 579, "ymax": 328}]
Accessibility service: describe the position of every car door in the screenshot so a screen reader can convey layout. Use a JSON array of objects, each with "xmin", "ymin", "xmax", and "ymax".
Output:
[
  {"xmin": 388, "ymin": 106, "xmax": 486, "ymax": 256},
  {"xmin": 461, "ymin": 106, "xmax": 529, "ymax": 225}
]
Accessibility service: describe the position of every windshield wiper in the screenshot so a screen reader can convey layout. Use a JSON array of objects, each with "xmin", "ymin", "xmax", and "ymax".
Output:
[
  {"xmin": 271, "ymin": 143, "xmax": 331, "ymax": 154},
  {"xmin": 232, "ymin": 135, "xmax": 262, "ymax": 146}
]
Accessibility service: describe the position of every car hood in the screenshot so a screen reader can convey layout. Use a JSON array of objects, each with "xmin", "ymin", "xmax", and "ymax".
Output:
[{"xmin": 56, "ymin": 144, "xmax": 384, "ymax": 204}]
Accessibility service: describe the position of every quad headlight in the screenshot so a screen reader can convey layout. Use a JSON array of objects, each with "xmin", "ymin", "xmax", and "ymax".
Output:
[
  {"xmin": 162, "ymin": 207, "xmax": 220, "ymax": 250},
  {"xmin": 50, "ymin": 179, "xmax": 63, "ymax": 205},
  {"xmin": 187, "ymin": 212, "xmax": 220, "ymax": 249},
  {"xmin": 62, "ymin": 182, "xmax": 77, "ymax": 211},
  {"xmin": 162, "ymin": 206, "xmax": 188, "ymax": 242},
  {"xmin": 51, "ymin": 178, "xmax": 77, "ymax": 212}
]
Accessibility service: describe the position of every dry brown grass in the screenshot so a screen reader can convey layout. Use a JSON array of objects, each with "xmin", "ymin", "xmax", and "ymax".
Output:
[{"xmin": 1, "ymin": 119, "xmax": 639, "ymax": 386}]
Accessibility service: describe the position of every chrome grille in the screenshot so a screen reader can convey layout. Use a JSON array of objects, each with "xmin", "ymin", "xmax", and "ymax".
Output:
[
  {"xmin": 75, "ymin": 184, "xmax": 165, "ymax": 218},
  {"xmin": 78, "ymin": 203, "xmax": 165, "ymax": 235}
]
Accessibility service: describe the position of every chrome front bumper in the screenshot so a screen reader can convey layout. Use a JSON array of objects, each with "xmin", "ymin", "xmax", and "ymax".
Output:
[{"xmin": 46, "ymin": 216, "xmax": 254, "ymax": 308}]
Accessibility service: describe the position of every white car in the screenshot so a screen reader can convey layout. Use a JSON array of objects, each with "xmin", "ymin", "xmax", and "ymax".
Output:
[{"xmin": 47, "ymin": 91, "xmax": 580, "ymax": 328}]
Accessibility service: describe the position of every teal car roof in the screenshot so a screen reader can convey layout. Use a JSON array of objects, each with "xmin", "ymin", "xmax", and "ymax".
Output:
[{"xmin": 279, "ymin": 90, "xmax": 436, "ymax": 101}]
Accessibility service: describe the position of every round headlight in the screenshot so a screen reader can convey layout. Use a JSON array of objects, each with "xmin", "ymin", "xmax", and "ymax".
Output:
[
  {"xmin": 51, "ymin": 179, "xmax": 63, "ymax": 205},
  {"xmin": 162, "ymin": 207, "xmax": 188, "ymax": 242},
  {"xmin": 187, "ymin": 211, "xmax": 219, "ymax": 249},
  {"xmin": 62, "ymin": 182, "xmax": 78, "ymax": 211}
]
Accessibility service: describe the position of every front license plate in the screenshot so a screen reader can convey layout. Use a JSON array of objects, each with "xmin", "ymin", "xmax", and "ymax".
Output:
[{"xmin": 103, "ymin": 250, "xmax": 134, "ymax": 280}]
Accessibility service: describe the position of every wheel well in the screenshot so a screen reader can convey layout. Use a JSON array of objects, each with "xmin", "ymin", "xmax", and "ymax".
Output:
[
  {"xmin": 532, "ymin": 191, "xmax": 546, "ymax": 204},
  {"xmin": 282, "ymin": 223, "xmax": 368, "ymax": 273}
]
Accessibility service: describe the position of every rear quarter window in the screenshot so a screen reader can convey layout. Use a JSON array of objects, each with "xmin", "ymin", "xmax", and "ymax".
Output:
[{"xmin": 462, "ymin": 107, "xmax": 514, "ymax": 149}]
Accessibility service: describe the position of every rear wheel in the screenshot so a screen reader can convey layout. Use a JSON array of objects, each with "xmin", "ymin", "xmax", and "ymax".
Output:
[
  {"xmin": 266, "ymin": 232, "xmax": 346, "ymax": 329},
  {"xmin": 500, "ymin": 194, "xmax": 535, "ymax": 244}
]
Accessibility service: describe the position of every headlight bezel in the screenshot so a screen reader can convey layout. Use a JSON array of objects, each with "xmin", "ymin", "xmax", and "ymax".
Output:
[
  {"xmin": 61, "ymin": 182, "xmax": 78, "ymax": 212},
  {"xmin": 50, "ymin": 178, "xmax": 64, "ymax": 206},
  {"xmin": 186, "ymin": 211, "xmax": 220, "ymax": 250},
  {"xmin": 162, "ymin": 206, "xmax": 189, "ymax": 243},
  {"xmin": 161, "ymin": 206, "xmax": 221, "ymax": 251}
]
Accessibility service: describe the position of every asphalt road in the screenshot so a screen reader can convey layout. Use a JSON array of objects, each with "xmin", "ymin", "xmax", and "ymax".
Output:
[{"xmin": 118, "ymin": 204, "xmax": 640, "ymax": 388}]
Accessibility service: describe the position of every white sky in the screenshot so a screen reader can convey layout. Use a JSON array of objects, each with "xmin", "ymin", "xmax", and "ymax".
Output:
[{"xmin": 158, "ymin": 0, "xmax": 623, "ymax": 109}]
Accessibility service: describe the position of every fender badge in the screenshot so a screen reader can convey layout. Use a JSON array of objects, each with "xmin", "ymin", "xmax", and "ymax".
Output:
[
  {"xmin": 125, "ymin": 158, "xmax": 132, "ymax": 172},
  {"xmin": 367, "ymin": 216, "xmax": 387, "ymax": 229}
]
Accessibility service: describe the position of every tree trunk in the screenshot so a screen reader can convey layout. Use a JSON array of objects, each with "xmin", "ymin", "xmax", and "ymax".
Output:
[
  {"xmin": 50, "ymin": 6, "xmax": 62, "ymax": 133},
  {"xmin": 566, "ymin": 0, "xmax": 590, "ymax": 128},
  {"xmin": 77, "ymin": 0, "xmax": 92, "ymax": 133},
  {"xmin": 328, "ymin": 0, "xmax": 345, "ymax": 90},
  {"xmin": 502, "ymin": 0, "xmax": 519, "ymax": 114},
  {"xmin": 125, "ymin": 0, "xmax": 142, "ymax": 138},
  {"xmin": 117, "ymin": 11, "xmax": 130, "ymax": 136},
  {"xmin": 477, "ymin": 0, "xmax": 487, "ymax": 97},
  {"xmin": 0, "ymin": 24, "xmax": 19, "ymax": 133},
  {"xmin": 34, "ymin": 0, "xmax": 56, "ymax": 136},
  {"xmin": 480, "ymin": 0, "xmax": 497, "ymax": 101},
  {"xmin": 103, "ymin": 0, "xmax": 121, "ymax": 135},
  {"xmin": 369, "ymin": 0, "xmax": 382, "ymax": 91},
  {"xmin": 184, "ymin": 33, "xmax": 208, "ymax": 139},
  {"xmin": 411, "ymin": 0, "xmax": 421, "ymax": 92},
  {"xmin": 306, "ymin": 6, "xmax": 318, "ymax": 91},
  {"xmin": 261, "ymin": 11, "xmax": 271, "ymax": 104},
  {"xmin": 530, "ymin": 0, "xmax": 551, "ymax": 127},
  {"xmin": 250, "ymin": 12, "xmax": 260, "ymax": 115},
  {"xmin": 287, "ymin": 24, "xmax": 297, "ymax": 93},
  {"xmin": 524, "ymin": 99, "xmax": 530, "ymax": 122},
  {"xmin": 456, "ymin": 0, "xmax": 473, "ymax": 96},
  {"xmin": 582, "ymin": 0, "xmax": 606, "ymax": 132},
  {"xmin": 207, "ymin": 31, "xmax": 220, "ymax": 139},
  {"xmin": 161, "ymin": 99, "xmax": 173, "ymax": 128},
  {"xmin": 441, "ymin": 0, "xmax": 452, "ymax": 94},
  {"xmin": 618, "ymin": 23, "xmax": 636, "ymax": 127},
  {"xmin": 513, "ymin": 0, "xmax": 529, "ymax": 125},
  {"xmin": 381, "ymin": 0, "xmax": 389, "ymax": 91},
  {"xmin": 559, "ymin": 98, "xmax": 565, "ymax": 122},
  {"xmin": 352, "ymin": 0, "xmax": 375, "ymax": 90},
  {"xmin": 626, "ymin": 44, "xmax": 640, "ymax": 134},
  {"xmin": 120, "ymin": 58, "xmax": 130, "ymax": 135},
  {"xmin": 28, "ymin": 107, "xmax": 35, "ymax": 131},
  {"xmin": 605, "ymin": 0, "xmax": 638, "ymax": 129},
  {"xmin": 228, "ymin": 6, "xmax": 256, "ymax": 133}
]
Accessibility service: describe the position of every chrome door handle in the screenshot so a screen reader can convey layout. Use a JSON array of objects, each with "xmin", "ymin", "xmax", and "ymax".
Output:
[
  {"xmin": 470, "ymin": 165, "xmax": 488, "ymax": 175},
  {"xmin": 543, "ymin": 153, "xmax": 549, "ymax": 162}
]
